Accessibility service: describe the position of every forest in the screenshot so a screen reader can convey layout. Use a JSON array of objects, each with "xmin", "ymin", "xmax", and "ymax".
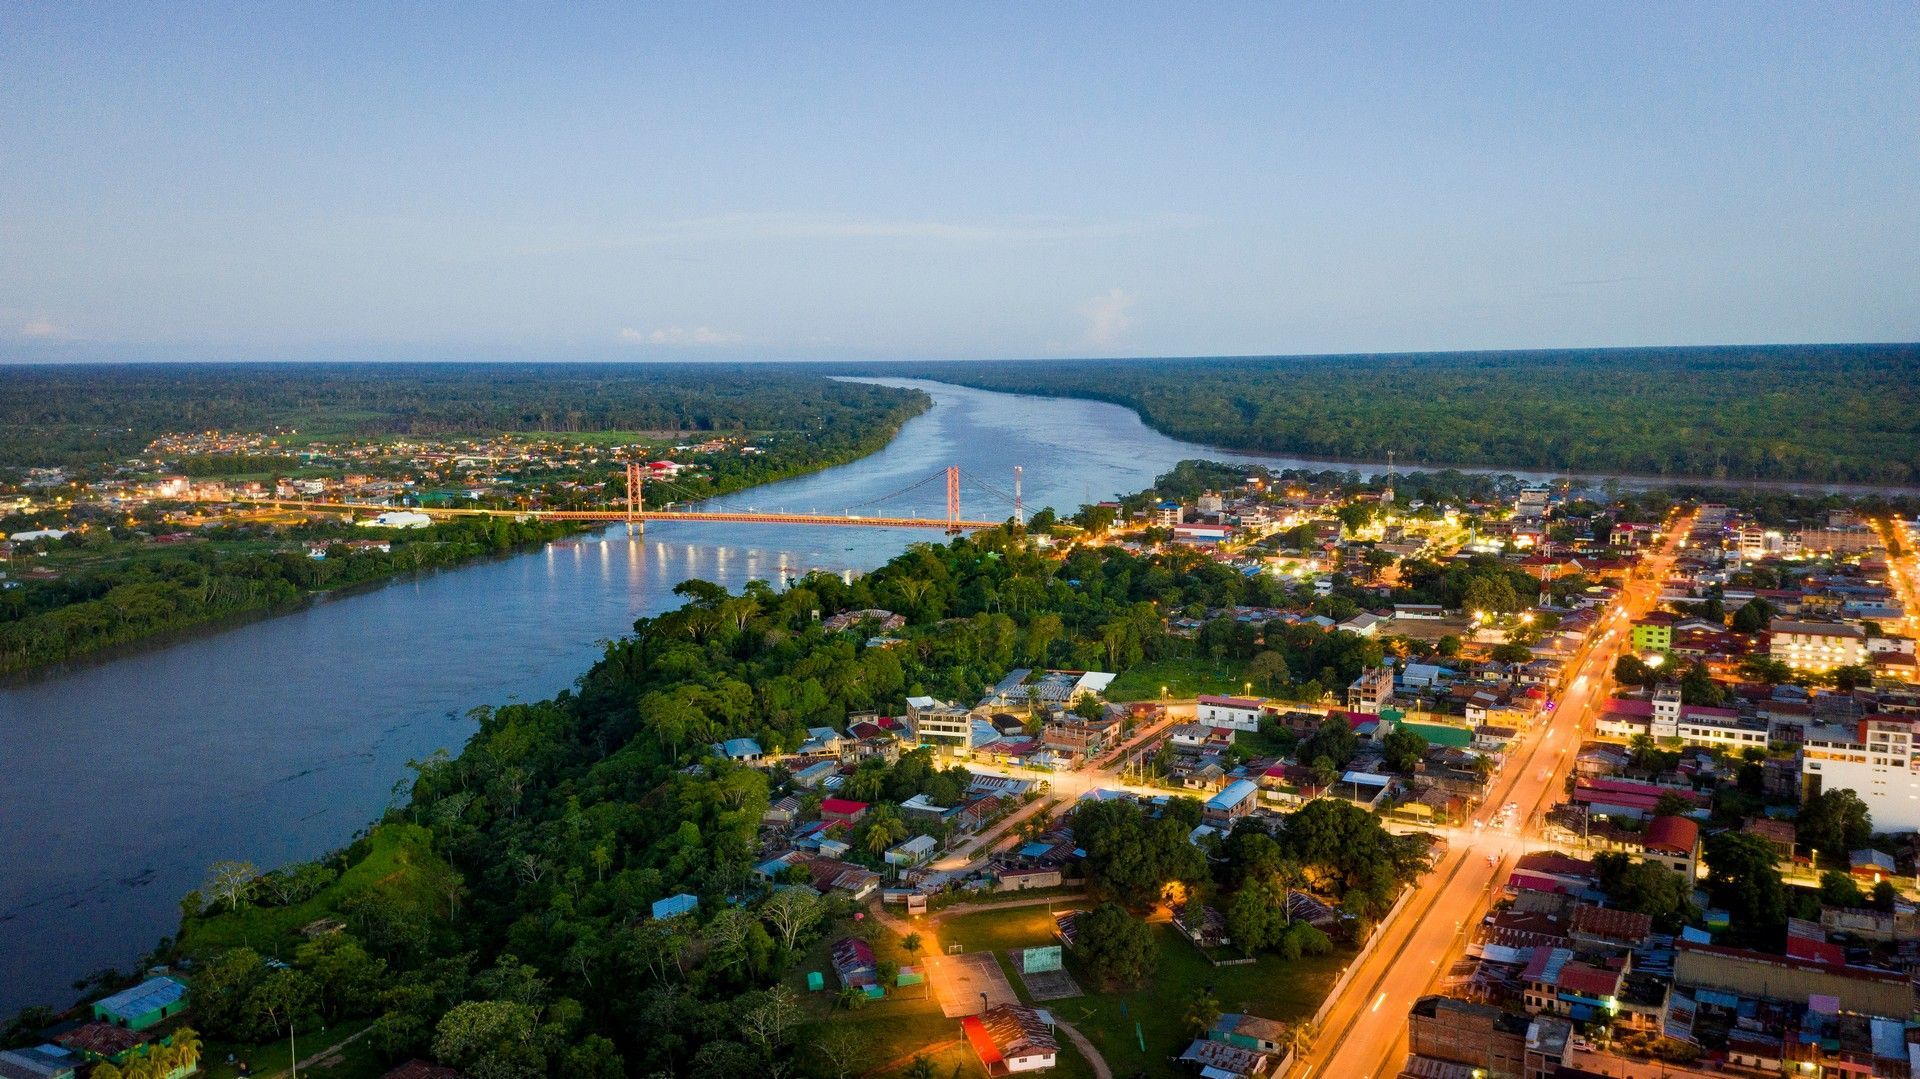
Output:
[
  {"xmin": 0, "ymin": 363, "xmax": 928, "ymax": 469},
  {"xmin": 31, "ymin": 495, "xmax": 1421, "ymax": 1077},
  {"xmin": 833, "ymin": 344, "xmax": 1920, "ymax": 485}
]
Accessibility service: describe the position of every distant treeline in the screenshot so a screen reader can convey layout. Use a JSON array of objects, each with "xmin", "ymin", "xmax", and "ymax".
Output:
[
  {"xmin": 832, "ymin": 344, "xmax": 1920, "ymax": 485},
  {"xmin": 0, "ymin": 517, "xmax": 585, "ymax": 674},
  {"xmin": 0, "ymin": 363, "xmax": 929, "ymax": 469}
]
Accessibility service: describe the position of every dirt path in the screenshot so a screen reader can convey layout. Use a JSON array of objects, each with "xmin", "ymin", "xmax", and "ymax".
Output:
[
  {"xmin": 266, "ymin": 1024, "xmax": 372, "ymax": 1077},
  {"xmin": 1052, "ymin": 1018, "xmax": 1113, "ymax": 1079}
]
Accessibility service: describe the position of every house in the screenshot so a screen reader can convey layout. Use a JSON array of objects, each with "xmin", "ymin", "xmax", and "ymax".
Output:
[
  {"xmin": 91, "ymin": 976, "xmax": 188, "ymax": 1031},
  {"xmin": 763, "ymin": 795, "xmax": 801, "ymax": 826},
  {"xmin": 820, "ymin": 798, "xmax": 869, "ymax": 825},
  {"xmin": 1177, "ymin": 1039, "xmax": 1274, "ymax": 1078},
  {"xmin": 51, "ymin": 1023, "xmax": 150, "ymax": 1064},
  {"xmin": 885, "ymin": 834, "xmax": 938, "ymax": 869},
  {"xmin": 906, "ymin": 696, "xmax": 976, "ymax": 749},
  {"xmin": 1209, "ymin": 1012, "xmax": 1290, "ymax": 1056},
  {"xmin": 1203, "ymin": 779, "xmax": 1259, "ymax": 825},
  {"xmin": 714, "ymin": 737, "xmax": 764, "ymax": 763},
  {"xmin": 1521, "ymin": 947, "xmax": 1626, "ymax": 1018},
  {"xmin": 1849, "ymin": 849, "xmax": 1896, "ymax": 885},
  {"xmin": 0, "ymin": 1046, "xmax": 78, "ymax": 1079},
  {"xmin": 831, "ymin": 937, "xmax": 879, "ymax": 990},
  {"xmin": 961, "ymin": 1004, "xmax": 1058, "ymax": 1075},
  {"xmin": 1639, "ymin": 814, "xmax": 1701, "ymax": 878},
  {"xmin": 1195, "ymin": 695, "xmax": 1264, "ymax": 732},
  {"xmin": 651, "ymin": 893, "xmax": 698, "ymax": 920},
  {"xmin": 1394, "ymin": 603, "xmax": 1445, "ymax": 620},
  {"xmin": 1568, "ymin": 903, "xmax": 1654, "ymax": 950},
  {"xmin": 1339, "ymin": 612, "xmax": 1387, "ymax": 637}
]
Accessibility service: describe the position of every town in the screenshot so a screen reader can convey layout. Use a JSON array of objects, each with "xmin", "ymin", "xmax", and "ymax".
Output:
[{"xmin": 12, "ymin": 459, "xmax": 1920, "ymax": 1079}]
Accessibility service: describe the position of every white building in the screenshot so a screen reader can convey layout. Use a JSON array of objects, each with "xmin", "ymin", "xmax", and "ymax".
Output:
[
  {"xmin": 1195, "ymin": 695, "xmax": 1264, "ymax": 732},
  {"xmin": 1803, "ymin": 716, "xmax": 1920, "ymax": 832},
  {"xmin": 906, "ymin": 696, "xmax": 975, "ymax": 750},
  {"xmin": 1770, "ymin": 620, "xmax": 1868, "ymax": 673}
]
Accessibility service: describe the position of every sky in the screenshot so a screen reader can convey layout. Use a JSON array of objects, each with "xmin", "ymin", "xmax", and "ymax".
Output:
[{"xmin": 2, "ymin": 3, "xmax": 1916, "ymax": 363}]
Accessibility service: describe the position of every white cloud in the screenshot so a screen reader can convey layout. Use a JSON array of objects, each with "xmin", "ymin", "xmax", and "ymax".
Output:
[
  {"xmin": 1078, "ymin": 288, "xmax": 1135, "ymax": 348},
  {"xmin": 620, "ymin": 326, "xmax": 745, "ymax": 347},
  {"xmin": 20, "ymin": 319, "xmax": 63, "ymax": 338}
]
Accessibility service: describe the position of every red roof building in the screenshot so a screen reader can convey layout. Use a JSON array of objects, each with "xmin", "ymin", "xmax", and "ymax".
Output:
[{"xmin": 819, "ymin": 798, "xmax": 870, "ymax": 823}]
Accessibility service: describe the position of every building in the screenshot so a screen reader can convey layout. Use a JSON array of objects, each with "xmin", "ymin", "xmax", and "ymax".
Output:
[
  {"xmin": 1406, "ymin": 995, "xmax": 1529, "ymax": 1077},
  {"xmin": 91, "ymin": 976, "xmax": 188, "ymax": 1031},
  {"xmin": 1346, "ymin": 665, "xmax": 1394, "ymax": 715},
  {"xmin": 1638, "ymin": 814, "xmax": 1701, "ymax": 878},
  {"xmin": 1770, "ymin": 619, "xmax": 1868, "ymax": 673},
  {"xmin": 0, "ymin": 1047, "xmax": 78, "ymax": 1079},
  {"xmin": 961, "ymin": 1004, "xmax": 1058, "ymax": 1075},
  {"xmin": 1802, "ymin": 716, "xmax": 1920, "ymax": 832},
  {"xmin": 906, "ymin": 696, "xmax": 976, "ymax": 749},
  {"xmin": 820, "ymin": 798, "xmax": 870, "ymax": 825},
  {"xmin": 1630, "ymin": 612, "xmax": 1674, "ymax": 653},
  {"xmin": 885, "ymin": 834, "xmax": 938, "ymax": 869},
  {"xmin": 1196, "ymin": 695, "xmax": 1264, "ymax": 732},
  {"xmin": 1203, "ymin": 779, "xmax": 1259, "ymax": 825},
  {"xmin": 1674, "ymin": 940, "xmax": 1913, "ymax": 1018},
  {"xmin": 651, "ymin": 893, "xmax": 698, "ymax": 920},
  {"xmin": 1521, "ymin": 948, "xmax": 1625, "ymax": 1020}
]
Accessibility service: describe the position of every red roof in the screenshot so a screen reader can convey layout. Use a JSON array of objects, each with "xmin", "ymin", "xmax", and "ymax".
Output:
[
  {"xmin": 1785, "ymin": 935, "xmax": 1846, "ymax": 966},
  {"xmin": 961, "ymin": 1015, "xmax": 1004, "ymax": 1069},
  {"xmin": 1198, "ymin": 695, "xmax": 1262, "ymax": 709},
  {"xmin": 820, "ymin": 798, "xmax": 869, "ymax": 817},
  {"xmin": 1557, "ymin": 961, "xmax": 1624, "ymax": 997},
  {"xmin": 1643, "ymin": 815, "xmax": 1700, "ymax": 854}
]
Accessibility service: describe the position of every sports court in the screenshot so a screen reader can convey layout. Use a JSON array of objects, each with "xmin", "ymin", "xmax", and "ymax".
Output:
[
  {"xmin": 1006, "ymin": 949, "xmax": 1082, "ymax": 1001},
  {"xmin": 934, "ymin": 951, "xmax": 1017, "ymax": 1017}
]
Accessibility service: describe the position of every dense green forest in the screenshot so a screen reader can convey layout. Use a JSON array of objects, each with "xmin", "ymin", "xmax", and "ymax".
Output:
[
  {"xmin": 0, "ymin": 363, "xmax": 927, "ymax": 468},
  {"xmin": 836, "ymin": 344, "xmax": 1920, "ymax": 485},
  {"xmin": 63, "ymin": 508, "xmax": 1420, "ymax": 1077}
]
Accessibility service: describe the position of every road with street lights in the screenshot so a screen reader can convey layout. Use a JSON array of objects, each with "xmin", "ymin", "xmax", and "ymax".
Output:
[{"xmin": 1295, "ymin": 511, "xmax": 1693, "ymax": 1079}]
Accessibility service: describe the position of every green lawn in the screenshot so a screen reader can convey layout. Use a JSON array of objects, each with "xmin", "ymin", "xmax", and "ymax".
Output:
[
  {"xmin": 939, "ymin": 909, "xmax": 1342, "ymax": 1078},
  {"xmin": 784, "ymin": 915, "xmax": 1098, "ymax": 1078},
  {"xmin": 1106, "ymin": 657, "xmax": 1257, "ymax": 701},
  {"xmin": 197, "ymin": 1018, "xmax": 383, "ymax": 1079},
  {"xmin": 180, "ymin": 823, "xmax": 447, "ymax": 959}
]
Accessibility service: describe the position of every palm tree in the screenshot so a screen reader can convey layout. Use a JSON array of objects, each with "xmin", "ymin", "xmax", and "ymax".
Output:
[
  {"xmin": 170, "ymin": 1026, "xmax": 202, "ymax": 1071},
  {"xmin": 862, "ymin": 809, "xmax": 908, "ymax": 856}
]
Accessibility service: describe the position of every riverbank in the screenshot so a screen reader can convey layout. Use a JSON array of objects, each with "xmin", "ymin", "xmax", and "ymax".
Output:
[{"xmin": 0, "ymin": 391, "xmax": 932, "ymax": 677}]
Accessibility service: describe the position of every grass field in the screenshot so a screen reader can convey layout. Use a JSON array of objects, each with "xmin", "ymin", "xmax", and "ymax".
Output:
[
  {"xmin": 938, "ymin": 908, "xmax": 1342, "ymax": 1078},
  {"xmin": 1105, "ymin": 657, "xmax": 1256, "ymax": 701},
  {"xmin": 197, "ymin": 1018, "xmax": 383, "ymax": 1079},
  {"xmin": 785, "ymin": 917, "xmax": 1100, "ymax": 1079},
  {"xmin": 180, "ymin": 823, "xmax": 446, "ymax": 959}
]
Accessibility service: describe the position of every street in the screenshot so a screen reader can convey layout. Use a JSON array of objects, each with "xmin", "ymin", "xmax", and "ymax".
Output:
[{"xmin": 1295, "ymin": 512, "xmax": 1692, "ymax": 1078}]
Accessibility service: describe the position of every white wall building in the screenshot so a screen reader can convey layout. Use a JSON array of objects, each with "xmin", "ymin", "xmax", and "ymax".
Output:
[
  {"xmin": 1770, "ymin": 620, "xmax": 1868, "ymax": 673},
  {"xmin": 1803, "ymin": 717, "xmax": 1920, "ymax": 832},
  {"xmin": 1195, "ymin": 695, "xmax": 1264, "ymax": 732}
]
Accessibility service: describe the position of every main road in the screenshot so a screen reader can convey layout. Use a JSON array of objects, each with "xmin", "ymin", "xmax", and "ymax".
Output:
[{"xmin": 1296, "ymin": 511, "xmax": 1694, "ymax": 1079}]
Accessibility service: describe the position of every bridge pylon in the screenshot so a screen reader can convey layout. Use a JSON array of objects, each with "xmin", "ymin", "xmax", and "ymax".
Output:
[
  {"xmin": 946, "ymin": 466, "xmax": 961, "ymax": 534},
  {"xmin": 625, "ymin": 461, "xmax": 645, "ymax": 537}
]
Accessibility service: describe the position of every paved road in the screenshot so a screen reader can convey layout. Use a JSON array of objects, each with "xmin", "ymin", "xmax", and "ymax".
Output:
[{"xmin": 1296, "ymin": 513, "xmax": 1692, "ymax": 1079}]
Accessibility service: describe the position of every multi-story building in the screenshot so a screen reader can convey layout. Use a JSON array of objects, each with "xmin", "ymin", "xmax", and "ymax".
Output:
[
  {"xmin": 1770, "ymin": 619, "xmax": 1867, "ymax": 672},
  {"xmin": 906, "ymin": 696, "xmax": 976, "ymax": 751},
  {"xmin": 1346, "ymin": 665, "xmax": 1395, "ymax": 715},
  {"xmin": 1629, "ymin": 612, "xmax": 1674, "ymax": 653},
  {"xmin": 1802, "ymin": 716, "xmax": 1920, "ymax": 832}
]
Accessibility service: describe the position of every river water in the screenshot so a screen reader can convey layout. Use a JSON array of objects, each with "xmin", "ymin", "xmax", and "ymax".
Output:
[{"xmin": 3, "ymin": 378, "xmax": 1344, "ymax": 1015}]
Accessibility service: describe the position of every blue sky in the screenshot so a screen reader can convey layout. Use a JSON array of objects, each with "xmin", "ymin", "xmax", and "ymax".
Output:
[{"xmin": 2, "ymin": 3, "xmax": 1915, "ymax": 362}]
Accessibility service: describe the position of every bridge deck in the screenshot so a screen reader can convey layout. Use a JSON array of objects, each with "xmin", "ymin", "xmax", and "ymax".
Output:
[{"xmin": 244, "ymin": 500, "xmax": 1000, "ymax": 530}]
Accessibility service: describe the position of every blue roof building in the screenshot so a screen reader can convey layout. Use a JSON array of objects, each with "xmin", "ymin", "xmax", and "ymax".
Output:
[
  {"xmin": 716, "ymin": 737, "xmax": 764, "ymax": 761},
  {"xmin": 651, "ymin": 893, "xmax": 698, "ymax": 920},
  {"xmin": 91, "ymin": 976, "xmax": 187, "ymax": 1031}
]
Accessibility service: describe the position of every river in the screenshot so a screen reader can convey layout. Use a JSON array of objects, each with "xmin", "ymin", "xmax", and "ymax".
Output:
[{"xmin": 2, "ymin": 378, "xmax": 1337, "ymax": 1015}]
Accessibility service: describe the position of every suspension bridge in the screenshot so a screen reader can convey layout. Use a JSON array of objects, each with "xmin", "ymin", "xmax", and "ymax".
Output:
[{"xmin": 242, "ymin": 464, "xmax": 1027, "ymax": 533}]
